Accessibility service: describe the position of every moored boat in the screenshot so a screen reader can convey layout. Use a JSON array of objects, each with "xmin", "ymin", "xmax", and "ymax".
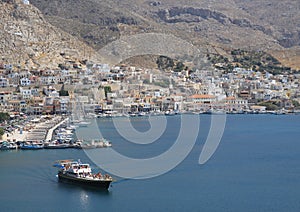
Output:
[
  {"xmin": 203, "ymin": 109, "xmax": 226, "ymax": 115},
  {"xmin": 20, "ymin": 142, "xmax": 44, "ymax": 150},
  {"xmin": 0, "ymin": 141, "xmax": 18, "ymax": 150},
  {"xmin": 165, "ymin": 110, "xmax": 175, "ymax": 116},
  {"xmin": 73, "ymin": 138, "xmax": 112, "ymax": 149},
  {"xmin": 138, "ymin": 112, "xmax": 146, "ymax": 116},
  {"xmin": 100, "ymin": 138, "xmax": 112, "ymax": 147},
  {"xmin": 53, "ymin": 160, "xmax": 113, "ymax": 190},
  {"xmin": 44, "ymin": 141, "xmax": 70, "ymax": 149},
  {"xmin": 76, "ymin": 121, "xmax": 91, "ymax": 127}
]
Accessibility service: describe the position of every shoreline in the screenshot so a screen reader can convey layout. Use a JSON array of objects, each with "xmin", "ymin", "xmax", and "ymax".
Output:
[{"xmin": 1, "ymin": 111, "xmax": 299, "ymax": 143}]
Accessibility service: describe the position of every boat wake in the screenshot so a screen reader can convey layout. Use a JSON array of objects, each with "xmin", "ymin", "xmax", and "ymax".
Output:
[{"xmin": 17, "ymin": 165, "xmax": 57, "ymax": 185}]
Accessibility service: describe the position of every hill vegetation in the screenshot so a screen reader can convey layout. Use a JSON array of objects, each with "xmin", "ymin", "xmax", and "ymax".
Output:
[{"xmin": 208, "ymin": 49, "xmax": 298, "ymax": 74}]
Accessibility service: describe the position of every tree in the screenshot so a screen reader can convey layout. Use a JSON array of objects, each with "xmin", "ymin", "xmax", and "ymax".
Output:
[
  {"xmin": 292, "ymin": 100, "xmax": 300, "ymax": 108},
  {"xmin": 0, "ymin": 112, "xmax": 10, "ymax": 123},
  {"xmin": 258, "ymin": 102, "xmax": 279, "ymax": 111},
  {"xmin": 0, "ymin": 128, "xmax": 4, "ymax": 139},
  {"xmin": 156, "ymin": 56, "xmax": 174, "ymax": 70},
  {"xmin": 174, "ymin": 62, "xmax": 185, "ymax": 72},
  {"xmin": 59, "ymin": 90, "xmax": 69, "ymax": 96},
  {"xmin": 59, "ymin": 84, "xmax": 69, "ymax": 96},
  {"xmin": 143, "ymin": 79, "xmax": 150, "ymax": 84},
  {"xmin": 104, "ymin": 86, "xmax": 111, "ymax": 98}
]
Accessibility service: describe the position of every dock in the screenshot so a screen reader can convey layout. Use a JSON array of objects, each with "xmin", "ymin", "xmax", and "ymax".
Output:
[
  {"xmin": 45, "ymin": 118, "xmax": 69, "ymax": 141},
  {"xmin": 25, "ymin": 116, "xmax": 62, "ymax": 141},
  {"xmin": 3, "ymin": 116, "xmax": 68, "ymax": 142}
]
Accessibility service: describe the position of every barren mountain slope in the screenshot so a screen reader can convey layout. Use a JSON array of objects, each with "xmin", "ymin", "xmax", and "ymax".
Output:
[
  {"xmin": 0, "ymin": 0, "xmax": 100, "ymax": 69},
  {"xmin": 15, "ymin": 0, "xmax": 300, "ymax": 69}
]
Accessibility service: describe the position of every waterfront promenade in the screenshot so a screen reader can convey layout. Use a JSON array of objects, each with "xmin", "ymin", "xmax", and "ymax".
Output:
[
  {"xmin": 1, "ymin": 128, "xmax": 27, "ymax": 142},
  {"xmin": 1, "ymin": 116, "xmax": 67, "ymax": 142}
]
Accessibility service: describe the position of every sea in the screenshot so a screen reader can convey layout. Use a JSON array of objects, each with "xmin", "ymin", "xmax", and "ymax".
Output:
[{"xmin": 1, "ymin": 114, "xmax": 300, "ymax": 212}]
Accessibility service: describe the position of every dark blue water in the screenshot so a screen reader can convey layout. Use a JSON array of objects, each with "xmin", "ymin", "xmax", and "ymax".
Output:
[{"xmin": 1, "ymin": 115, "xmax": 300, "ymax": 212}]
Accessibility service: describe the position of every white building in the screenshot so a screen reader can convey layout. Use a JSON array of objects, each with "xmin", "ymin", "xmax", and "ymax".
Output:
[
  {"xmin": 48, "ymin": 90, "xmax": 60, "ymax": 98},
  {"xmin": 60, "ymin": 97, "xmax": 70, "ymax": 114},
  {"xmin": 94, "ymin": 64, "xmax": 110, "ymax": 73},
  {"xmin": 0, "ymin": 91, "xmax": 12, "ymax": 106},
  {"xmin": 187, "ymin": 94, "xmax": 217, "ymax": 104},
  {"xmin": 41, "ymin": 76, "xmax": 58, "ymax": 85},
  {"xmin": 23, "ymin": 0, "xmax": 30, "ymax": 4},
  {"xmin": 20, "ymin": 77, "xmax": 31, "ymax": 86},
  {"xmin": 224, "ymin": 97, "xmax": 248, "ymax": 111},
  {"xmin": 20, "ymin": 88, "xmax": 32, "ymax": 99},
  {"xmin": 0, "ymin": 77, "xmax": 9, "ymax": 87}
]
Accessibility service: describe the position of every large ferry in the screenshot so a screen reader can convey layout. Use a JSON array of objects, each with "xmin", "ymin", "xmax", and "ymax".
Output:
[{"xmin": 53, "ymin": 160, "xmax": 113, "ymax": 190}]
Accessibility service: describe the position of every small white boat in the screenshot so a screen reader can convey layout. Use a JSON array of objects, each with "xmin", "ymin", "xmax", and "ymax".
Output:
[
  {"xmin": 76, "ymin": 121, "xmax": 91, "ymax": 127},
  {"xmin": 138, "ymin": 112, "xmax": 146, "ymax": 116},
  {"xmin": 165, "ymin": 110, "xmax": 175, "ymax": 116},
  {"xmin": 66, "ymin": 125, "xmax": 78, "ymax": 130},
  {"xmin": 44, "ymin": 141, "xmax": 70, "ymax": 149},
  {"xmin": 74, "ymin": 138, "xmax": 112, "ymax": 149},
  {"xmin": 0, "ymin": 141, "xmax": 18, "ymax": 150}
]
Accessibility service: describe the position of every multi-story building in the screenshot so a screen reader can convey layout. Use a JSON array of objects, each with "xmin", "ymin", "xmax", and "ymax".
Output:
[
  {"xmin": 0, "ymin": 77, "xmax": 9, "ymax": 87},
  {"xmin": 20, "ymin": 77, "xmax": 31, "ymax": 86}
]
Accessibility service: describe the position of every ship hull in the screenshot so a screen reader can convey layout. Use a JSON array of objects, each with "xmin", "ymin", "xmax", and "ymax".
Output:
[
  {"xmin": 58, "ymin": 172, "xmax": 112, "ymax": 190},
  {"xmin": 44, "ymin": 145, "xmax": 70, "ymax": 149},
  {"xmin": 20, "ymin": 146, "xmax": 44, "ymax": 150},
  {"xmin": 0, "ymin": 146, "xmax": 18, "ymax": 150}
]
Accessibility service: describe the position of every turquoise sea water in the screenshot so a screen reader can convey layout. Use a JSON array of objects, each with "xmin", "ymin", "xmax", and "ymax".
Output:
[{"xmin": 1, "ymin": 114, "xmax": 300, "ymax": 212}]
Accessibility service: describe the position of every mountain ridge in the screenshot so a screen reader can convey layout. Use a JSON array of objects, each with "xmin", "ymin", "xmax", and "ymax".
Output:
[{"xmin": 1, "ymin": 0, "xmax": 299, "ymax": 70}]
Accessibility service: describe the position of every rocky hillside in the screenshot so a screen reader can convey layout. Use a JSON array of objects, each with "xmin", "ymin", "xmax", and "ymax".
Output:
[
  {"xmin": 28, "ymin": 0, "xmax": 300, "ymax": 70},
  {"xmin": 1, "ymin": 0, "xmax": 299, "ymax": 70},
  {"xmin": 0, "ymin": 0, "xmax": 100, "ymax": 69},
  {"xmin": 234, "ymin": 0, "xmax": 300, "ymax": 48}
]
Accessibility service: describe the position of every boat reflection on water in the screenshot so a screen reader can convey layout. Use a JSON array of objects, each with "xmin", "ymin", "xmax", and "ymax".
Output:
[{"xmin": 80, "ymin": 190, "xmax": 89, "ymax": 210}]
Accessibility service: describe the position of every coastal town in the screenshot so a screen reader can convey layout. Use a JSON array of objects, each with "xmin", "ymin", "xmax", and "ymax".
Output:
[
  {"xmin": 0, "ymin": 58, "xmax": 300, "ymax": 144},
  {"xmin": 1, "ymin": 0, "xmax": 300, "ymax": 210}
]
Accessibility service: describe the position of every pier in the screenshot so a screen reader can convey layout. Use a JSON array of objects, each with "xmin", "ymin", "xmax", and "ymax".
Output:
[
  {"xmin": 45, "ymin": 118, "xmax": 69, "ymax": 141},
  {"xmin": 2, "ymin": 116, "xmax": 67, "ymax": 142}
]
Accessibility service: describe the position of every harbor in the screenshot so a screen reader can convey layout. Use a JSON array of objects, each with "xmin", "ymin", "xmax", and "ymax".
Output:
[
  {"xmin": 2, "ymin": 114, "xmax": 300, "ymax": 211},
  {"xmin": 0, "ymin": 115, "xmax": 112, "ymax": 150},
  {"xmin": 1, "ymin": 109, "xmax": 298, "ymax": 150}
]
